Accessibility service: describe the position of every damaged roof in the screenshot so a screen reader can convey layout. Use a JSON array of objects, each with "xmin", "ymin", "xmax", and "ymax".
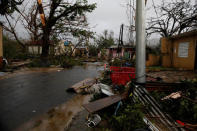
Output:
[{"xmin": 170, "ymin": 29, "xmax": 197, "ymax": 39}]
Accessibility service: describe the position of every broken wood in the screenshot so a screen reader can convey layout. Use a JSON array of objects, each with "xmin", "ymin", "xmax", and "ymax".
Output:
[{"xmin": 83, "ymin": 95, "xmax": 123, "ymax": 113}]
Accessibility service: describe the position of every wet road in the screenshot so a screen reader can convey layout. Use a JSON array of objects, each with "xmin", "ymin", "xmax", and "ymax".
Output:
[{"xmin": 0, "ymin": 63, "xmax": 103, "ymax": 131}]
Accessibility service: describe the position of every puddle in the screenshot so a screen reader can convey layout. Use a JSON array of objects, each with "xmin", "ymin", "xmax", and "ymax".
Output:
[{"xmin": 15, "ymin": 95, "xmax": 91, "ymax": 131}]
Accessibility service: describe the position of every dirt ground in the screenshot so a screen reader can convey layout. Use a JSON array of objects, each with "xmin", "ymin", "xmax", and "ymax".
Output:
[
  {"xmin": 16, "ymin": 95, "xmax": 91, "ymax": 131},
  {"xmin": 147, "ymin": 70, "xmax": 197, "ymax": 83}
]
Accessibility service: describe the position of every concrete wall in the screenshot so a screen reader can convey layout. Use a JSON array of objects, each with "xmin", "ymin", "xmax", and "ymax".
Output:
[
  {"xmin": 0, "ymin": 25, "xmax": 3, "ymax": 68},
  {"xmin": 172, "ymin": 36, "xmax": 196, "ymax": 70},
  {"xmin": 161, "ymin": 34, "xmax": 197, "ymax": 70},
  {"xmin": 27, "ymin": 45, "xmax": 54, "ymax": 55},
  {"xmin": 146, "ymin": 54, "xmax": 160, "ymax": 67},
  {"xmin": 161, "ymin": 37, "xmax": 173, "ymax": 67},
  {"xmin": 28, "ymin": 46, "xmax": 42, "ymax": 55}
]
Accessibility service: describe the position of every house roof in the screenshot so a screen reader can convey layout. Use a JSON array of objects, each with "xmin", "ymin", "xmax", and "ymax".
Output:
[
  {"xmin": 108, "ymin": 45, "xmax": 135, "ymax": 49},
  {"xmin": 170, "ymin": 29, "xmax": 197, "ymax": 39}
]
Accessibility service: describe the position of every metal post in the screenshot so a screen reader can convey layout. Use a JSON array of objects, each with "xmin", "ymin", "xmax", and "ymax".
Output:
[{"xmin": 136, "ymin": 0, "xmax": 146, "ymax": 83}]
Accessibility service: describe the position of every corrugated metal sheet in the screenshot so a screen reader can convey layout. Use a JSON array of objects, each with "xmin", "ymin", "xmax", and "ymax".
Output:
[{"xmin": 133, "ymin": 86, "xmax": 185, "ymax": 131}]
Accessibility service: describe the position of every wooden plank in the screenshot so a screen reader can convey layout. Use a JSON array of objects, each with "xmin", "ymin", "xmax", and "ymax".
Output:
[{"xmin": 83, "ymin": 95, "xmax": 122, "ymax": 113}]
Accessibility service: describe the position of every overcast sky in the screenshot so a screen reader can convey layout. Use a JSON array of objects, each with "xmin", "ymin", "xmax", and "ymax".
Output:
[
  {"xmin": 87, "ymin": 0, "xmax": 158, "ymax": 38},
  {"xmin": 2, "ymin": 0, "xmax": 195, "ymax": 41},
  {"xmin": 86, "ymin": 0, "xmax": 195, "ymax": 39}
]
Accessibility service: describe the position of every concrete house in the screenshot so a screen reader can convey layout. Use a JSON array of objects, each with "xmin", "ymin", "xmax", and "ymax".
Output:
[
  {"xmin": 26, "ymin": 40, "xmax": 54, "ymax": 55},
  {"xmin": 105, "ymin": 45, "xmax": 135, "ymax": 59},
  {"xmin": 161, "ymin": 30, "xmax": 197, "ymax": 70}
]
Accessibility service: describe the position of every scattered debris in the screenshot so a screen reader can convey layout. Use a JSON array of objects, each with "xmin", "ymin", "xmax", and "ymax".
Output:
[
  {"xmin": 85, "ymin": 83, "xmax": 101, "ymax": 94},
  {"xmin": 176, "ymin": 120, "xmax": 197, "ymax": 130},
  {"xmin": 69, "ymin": 78, "xmax": 96, "ymax": 93},
  {"xmin": 143, "ymin": 116, "xmax": 159, "ymax": 131},
  {"xmin": 101, "ymin": 88, "xmax": 114, "ymax": 96},
  {"xmin": 100, "ymin": 83, "xmax": 114, "ymax": 96},
  {"xmin": 86, "ymin": 114, "xmax": 101, "ymax": 128},
  {"xmin": 133, "ymin": 85, "xmax": 184, "ymax": 131},
  {"xmin": 161, "ymin": 91, "xmax": 182, "ymax": 100},
  {"xmin": 114, "ymin": 101, "xmax": 122, "ymax": 116}
]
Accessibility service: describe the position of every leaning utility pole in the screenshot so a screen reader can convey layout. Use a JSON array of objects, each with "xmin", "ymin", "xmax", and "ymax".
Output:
[
  {"xmin": 136, "ymin": 0, "xmax": 146, "ymax": 83},
  {"xmin": 37, "ymin": 0, "xmax": 46, "ymax": 27}
]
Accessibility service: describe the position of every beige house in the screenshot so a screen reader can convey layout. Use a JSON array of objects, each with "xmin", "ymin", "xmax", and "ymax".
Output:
[{"xmin": 161, "ymin": 30, "xmax": 197, "ymax": 70}]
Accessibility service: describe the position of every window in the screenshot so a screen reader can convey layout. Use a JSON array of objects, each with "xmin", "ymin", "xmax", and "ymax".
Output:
[{"xmin": 178, "ymin": 42, "xmax": 189, "ymax": 58}]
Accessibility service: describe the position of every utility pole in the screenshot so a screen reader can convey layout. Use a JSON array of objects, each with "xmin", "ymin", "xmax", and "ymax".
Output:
[
  {"xmin": 37, "ymin": 0, "xmax": 46, "ymax": 27},
  {"xmin": 136, "ymin": 0, "xmax": 146, "ymax": 83}
]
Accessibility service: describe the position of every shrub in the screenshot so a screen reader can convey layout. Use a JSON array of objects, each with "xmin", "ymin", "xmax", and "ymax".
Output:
[
  {"xmin": 29, "ymin": 56, "xmax": 83, "ymax": 68},
  {"xmin": 88, "ymin": 45, "xmax": 98, "ymax": 57},
  {"xmin": 110, "ymin": 103, "xmax": 146, "ymax": 131},
  {"xmin": 3, "ymin": 36, "xmax": 27, "ymax": 60}
]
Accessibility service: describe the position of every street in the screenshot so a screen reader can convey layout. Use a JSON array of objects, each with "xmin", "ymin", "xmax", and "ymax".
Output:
[{"xmin": 0, "ymin": 63, "xmax": 103, "ymax": 131}]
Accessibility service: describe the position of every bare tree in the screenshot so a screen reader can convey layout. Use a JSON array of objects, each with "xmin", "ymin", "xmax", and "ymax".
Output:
[
  {"xmin": 19, "ymin": 2, "xmax": 42, "ymax": 42},
  {"xmin": 147, "ymin": 0, "xmax": 197, "ymax": 37},
  {"xmin": 2, "ymin": 2, "xmax": 28, "ymax": 49},
  {"xmin": 2, "ymin": 0, "xmax": 41, "ymax": 50}
]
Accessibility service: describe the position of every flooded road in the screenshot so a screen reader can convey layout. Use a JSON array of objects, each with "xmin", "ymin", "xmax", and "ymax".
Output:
[{"xmin": 0, "ymin": 63, "xmax": 103, "ymax": 131}]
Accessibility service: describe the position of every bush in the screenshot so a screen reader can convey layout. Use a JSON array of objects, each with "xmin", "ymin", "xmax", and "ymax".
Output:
[
  {"xmin": 109, "ymin": 58, "xmax": 135, "ymax": 67},
  {"xmin": 29, "ymin": 56, "xmax": 83, "ymax": 68},
  {"xmin": 29, "ymin": 58, "xmax": 50, "ymax": 67},
  {"xmin": 109, "ymin": 58, "xmax": 123, "ymax": 66},
  {"xmin": 88, "ymin": 45, "xmax": 98, "ymax": 57},
  {"xmin": 100, "ymin": 70, "xmax": 112, "ymax": 85},
  {"xmin": 3, "ymin": 36, "xmax": 28, "ymax": 60},
  {"xmin": 110, "ymin": 102, "xmax": 146, "ymax": 131}
]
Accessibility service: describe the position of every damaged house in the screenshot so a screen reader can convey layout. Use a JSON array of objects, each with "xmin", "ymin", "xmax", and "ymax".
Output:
[{"xmin": 161, "ymin": 30, "xmax": 197, "ymax": 70}]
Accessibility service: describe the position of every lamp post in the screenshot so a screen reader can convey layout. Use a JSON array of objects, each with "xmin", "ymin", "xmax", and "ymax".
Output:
[{"xmin": 136, "ymin": 0, "xmax": 146, "ymax": 84}]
